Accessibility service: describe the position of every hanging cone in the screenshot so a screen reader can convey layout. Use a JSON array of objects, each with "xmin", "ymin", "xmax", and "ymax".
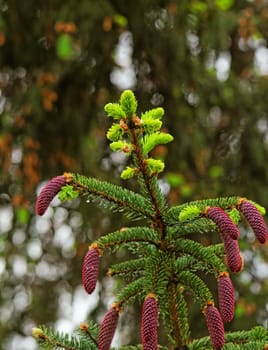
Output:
[
  {"xmin": 82, "ymin": 244, "xmax": 102, "ymax": 294},
  {"xmin": 217, "ymin": 272, "xmax": 235, "ymax": 323},
  {"xmin": 203, "ymin": 302, "xmax": 225, "ymax": 350},
  {"xmin": 142, "ymin": 294, "xmax": 158, "ymax": 350},
  {"xmin": 98, "ymin": 304, "xmax": 120, "ymax": 350},
  {"xmin": 238, "ymin": 199, "xmax": 268, "ymax": 244}
]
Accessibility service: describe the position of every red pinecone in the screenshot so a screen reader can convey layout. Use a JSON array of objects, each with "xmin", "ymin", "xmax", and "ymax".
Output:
[
  {"xmin": 98, "ymin": 305, "xmax": 120, "ymax": 350},
  {"xmin": 238, "ymin": 199, "xmax": 268, "ymax": 244},
  {"xmin": 204, "ymin": 303, "xmax": 225, "ymax": 350},
  {"xmin": 35, "ymin": 175, "xmax": 67, "ymax": 215},
  {"xmin": 217, "ymin": 272, "xmax": 235, "ymax": 323},
  {"xmin": 206, "ymin": 206, "xmax": 239, "ymax": 240},
  {"xmin": 82, "ymin": 245, "xmax": 101, "ymax": 294},
  {"xmin": 142, "ymin": 294, "xmax": 158, "ymax": 350},
  {"xmin": 221, "ymin": 233, "xmax": 243, "ymax": 273}
]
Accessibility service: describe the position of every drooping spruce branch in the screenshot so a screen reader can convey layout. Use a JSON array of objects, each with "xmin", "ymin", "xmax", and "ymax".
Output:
[
  {"xmin": 173, "ymin": 239, "xmax": 227, "ymax": 276},
  {"xmin": 70, "ymin": 174, "xmax": 155, "ymax": 221},
  {"xmin": 33, "ymin": 90, "xmax": 268, "ymax": 350},
  {"xmin": 32, "ymin": 326, "xmax": 93, "ymax": 350}
]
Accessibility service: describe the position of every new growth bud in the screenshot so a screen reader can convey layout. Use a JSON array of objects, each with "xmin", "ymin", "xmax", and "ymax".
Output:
[
  {"xmin": 32, "ymin": 327, "xmax": 46, "ymax": 339},
  {"xmin": 35, "ymin": 174, "xmax": 70, "ymax": 215},
  {"xmin": 119, "ymin": 89, "xmax": 138, "ymax": 117},
  {"xmin": 98, "ymin": 304, "xmax": 120, "ymax": 350},
  {"xmin": 82, "ymin": 244, "xmax": 102, "ymax": 294},
  {"xmin": 203, "ymin": 302, "xmax": 225, "ymax": 350},
  {"xmin": 120, "ymin": 166, "xmax": 136, "ymax": 180},
  {"xmin": 142, "ymin": 294, "xmax": 158, "ymax": 350},
  {"xmin": 217, "ymin": 272, "xmax": 235, "ymax": 323},
  {"xmin": 79, "ymin": 322, "xmax": 89, "ymax": 331},
  {"xmin": 238, "ymin": 198, "xmax": 268, "ymax": 244}
]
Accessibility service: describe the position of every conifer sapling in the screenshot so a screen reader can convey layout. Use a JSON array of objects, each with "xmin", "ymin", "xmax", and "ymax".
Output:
[{"xmin": 33, "ymin": 90, "xmax": 268, "ymax": 350}]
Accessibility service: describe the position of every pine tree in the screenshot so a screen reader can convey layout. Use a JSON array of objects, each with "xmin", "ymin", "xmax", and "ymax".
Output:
[{"xmin": 33, "ymin": 90, "xmax": 268, "ymax": 350}]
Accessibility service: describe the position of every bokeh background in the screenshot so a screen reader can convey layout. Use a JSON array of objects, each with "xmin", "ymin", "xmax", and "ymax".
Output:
[{"xmin": 1, "ymin": 0, "xmax": 268, "ymax": 349}]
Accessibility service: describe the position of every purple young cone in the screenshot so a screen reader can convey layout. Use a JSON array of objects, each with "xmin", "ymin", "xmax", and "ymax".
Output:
[
  {"xmin": 142, "ymin": 294, "xmax": 158, "ymax": 350},
  {"xmin": 82, "ymin": 246, "xmax": 100, "ymax": 294},
  {"xmin": 98, "ymin": 306, "xmax": 119, "ymax": 350},
  {"xmin": 207, "ymin": 206, "xmax": 239, "ymax": 240},
  {"xmin": 204, "ymin": 303, "xmax": 225, "ymax": 350},
  {"xmin": 221, "ymin": 233, "xmax": 243, "ymax": 273},
  {"xmin": 217, "ymin": 272, "xmax": 235, "ymax": 323},
  {"xmin": 239, "ymin": 199, "xmax": 268, "ymax": 244},
  {"xmin": 36, "ymin": 175, "xmax": 67, "ymax": 215}
]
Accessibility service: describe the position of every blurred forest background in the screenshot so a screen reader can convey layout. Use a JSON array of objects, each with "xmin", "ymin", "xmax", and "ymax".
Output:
[{"xmin": 1, "ymin": 0, "xmax": 268, "ymax": 349}]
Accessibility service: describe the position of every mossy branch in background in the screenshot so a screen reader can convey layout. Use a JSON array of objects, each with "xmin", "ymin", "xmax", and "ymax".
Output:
[{"xmin": 34, "ymin": 90, "xmax": 268, "ymax": 350}]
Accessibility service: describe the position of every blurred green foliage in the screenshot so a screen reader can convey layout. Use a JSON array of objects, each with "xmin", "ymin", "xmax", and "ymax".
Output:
[{"xmin": 1, "ymin": 0, "xmax": 268, "ymax": 349}]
